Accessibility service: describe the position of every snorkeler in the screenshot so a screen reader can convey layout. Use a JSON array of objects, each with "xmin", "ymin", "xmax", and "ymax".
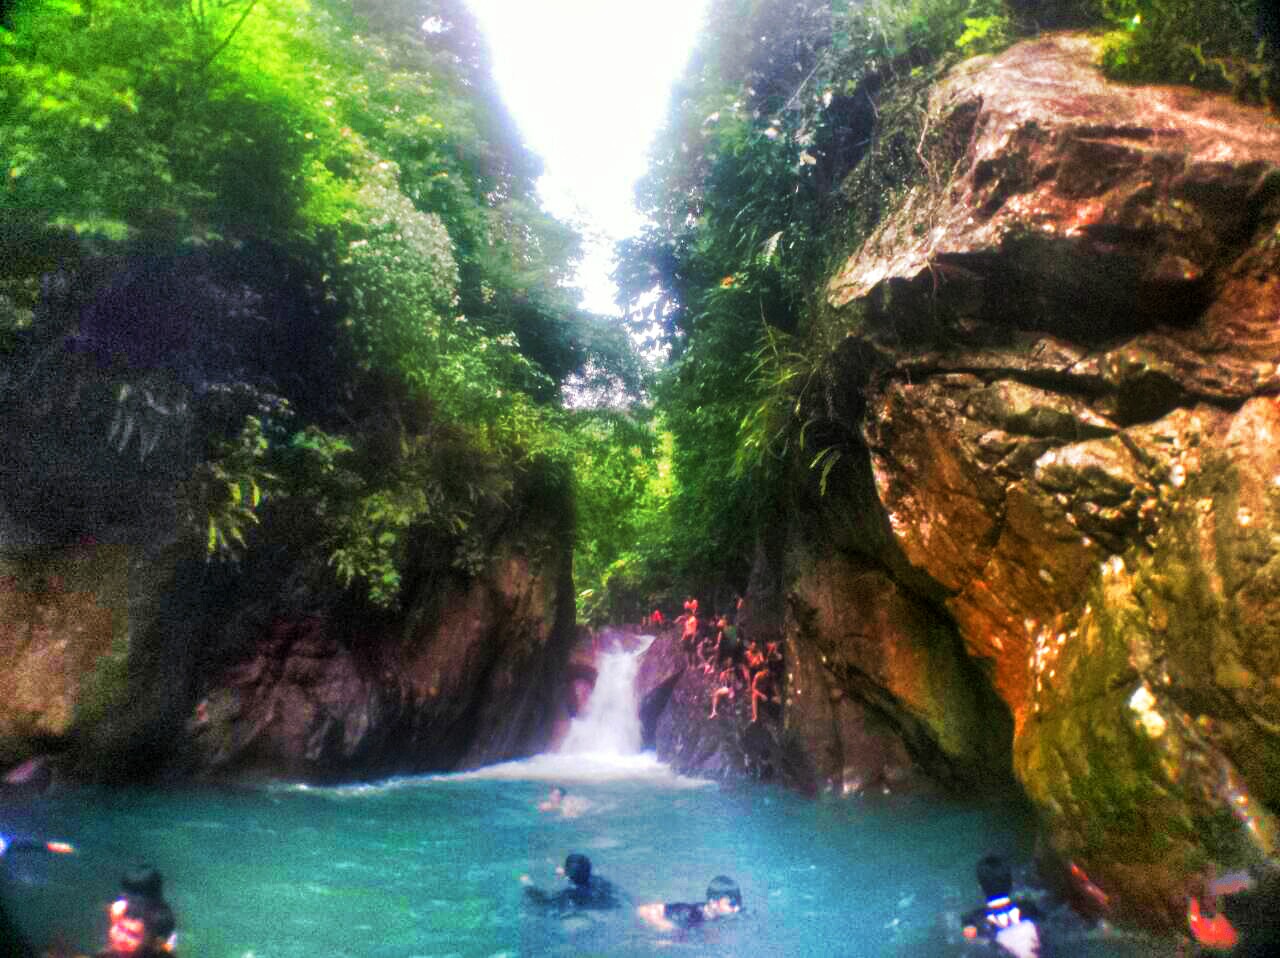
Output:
[
  {"xmin": 960, "ymin": 855, "xmax": 1042, "ymax": 958},
  {"xmin": 521, "ymin": 853, "xmax": 624, "ymax": 914},
  {"xmin": 101, "ymin": 867, "xmax": 177, "ymax": 956},
  {"xmin": 637, "ymin": 875, "xmax": 742, "ymax": 931}
]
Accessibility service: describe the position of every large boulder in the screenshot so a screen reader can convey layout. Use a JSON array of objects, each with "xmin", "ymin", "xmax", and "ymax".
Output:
[
  {"xmin": 809, "ymin": 32, "xmax": 1280, "ymax": 931},
  {"xmin": 187, "ymin": 538, "xmax": 576, "ymax": 781},
  {"xmin": 785, "ymin": 549, "xmax": 1011, "ymax": 793}
]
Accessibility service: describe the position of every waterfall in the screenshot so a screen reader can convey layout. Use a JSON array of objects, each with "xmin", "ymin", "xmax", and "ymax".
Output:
[
  {"xmin": 443, "ymin": 633, "xmax": 705, "ymax": 784},
  {"xmin": 558, "ymin": 637, "xmax": 652, "ymax": 756}
]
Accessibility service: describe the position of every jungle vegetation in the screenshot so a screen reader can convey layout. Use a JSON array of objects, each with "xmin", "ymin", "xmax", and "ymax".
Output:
[
  {"xmin": 604, "ymin": 0, "xmax": 1274, "ymax": 619},
  {"xmin": 2, "ymin": 0, "xmax": 1272, "ymax": 625}
]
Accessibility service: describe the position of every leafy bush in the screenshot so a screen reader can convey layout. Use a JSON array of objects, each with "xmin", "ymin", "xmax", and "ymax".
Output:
[{"xmin": 1097, "ymin": 0, "xmax": 1273, "ymax": 103}]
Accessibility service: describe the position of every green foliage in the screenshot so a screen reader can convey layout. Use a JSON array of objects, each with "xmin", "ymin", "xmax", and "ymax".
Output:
[
  {"xmin": 614, "ymin": 0, "xmax": 1017, "ymax": 599},
  {"xmin": 955, "ymin": 13, "xmax": 1011, "ymax": 54},
  {"xmin": 184, "ymin": 415, "xmax": 278, "ymax": 561},
  {"xmin": 568, "ymin": 410, "xmax": 672, "ymax": 624},
  {"xmin": 1096, "ymin": 0, "xmax": 1273, "ymax": 103},
  {"xmin": 1, "ymin": 0, "xmax": 641, "ymax": 613}
]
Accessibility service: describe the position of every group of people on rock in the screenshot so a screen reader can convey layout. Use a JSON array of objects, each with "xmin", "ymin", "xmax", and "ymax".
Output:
[{"xmin": 659, "ymin": 594, "xmax": 785, "ymax": 724}]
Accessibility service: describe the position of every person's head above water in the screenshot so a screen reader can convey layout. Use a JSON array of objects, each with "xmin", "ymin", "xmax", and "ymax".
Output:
[
  {"xmin": 121, "ymin": 865, "xmax": 165, "ymax": 901},
  {"xmin": 106, "ymin": 894, "xmax": 173, "ymax": 955},
  {"xmin": 563, "ymin": 853, "xmax": 591, "ymax": 887},
  {"xmin": 705, "ymin": 875, "xmax": 742, "ymax": 915},
  {"xmin": 976, "ymin": 855, "xmax": 1013, "ymax": 900}
]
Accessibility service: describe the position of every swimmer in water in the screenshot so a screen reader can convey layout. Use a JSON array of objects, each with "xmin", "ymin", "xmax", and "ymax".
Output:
[
  {"xmin": 1185, "ymin": 860, "xmax": 1280, "ymax": 957},
  {"xmin": 536, "ymin": 786, "xmax": 589, "ymax": 818},
  {"xmin": 0, "ymin": 831, "xmax": 74, "ymax": 958},
  {"xmin": 537, "ymin": 786, "xmax": 567, "ymax": 812},
  {"xmin": 521, "ymin": 853, "xmax": 624, "ymax": 914},
  {"xmin": 960, "ymin": 855, "xmax": 1042, "ymax": 958},
  {"xmin": 637, "ymin": 875, "xmax": 742, "ymax": 931},
  {"xmin": 99, "ymin": 866, "xmax": 177, "ymax": 956}
]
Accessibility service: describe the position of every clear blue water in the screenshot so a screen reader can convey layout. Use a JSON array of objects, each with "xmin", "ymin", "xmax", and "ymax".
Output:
[{"xmin": 1, "ymin": 649, "xmax": 1174, "ymax": 956}]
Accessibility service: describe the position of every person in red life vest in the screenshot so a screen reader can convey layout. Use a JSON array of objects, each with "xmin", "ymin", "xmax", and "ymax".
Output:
[
  {"xmin": 960, "ymin": 855, "xmax": 1043, "ymax": 958},
  {"xmin": 1183, "ymin": 860, "xmax": 1280, "ymax": 956},
  {"xmin": 100, "ymin": 867, "xmax": 177, "ymax": 957},
  {"xmin": 651, "ymin": 608, "xmax": 664, "ymax": 629}
]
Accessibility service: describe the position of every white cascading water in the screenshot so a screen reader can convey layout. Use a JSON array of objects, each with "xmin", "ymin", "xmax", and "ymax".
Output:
[
  {"xmin": 558, "ymin": 637, "xmax": 652, "ymax": 756},
  {"xmin": 444, "ymin": 633, "xmax": 706, "ymax": 785}
]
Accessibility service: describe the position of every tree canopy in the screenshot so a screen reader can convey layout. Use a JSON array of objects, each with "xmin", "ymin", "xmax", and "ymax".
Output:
[{"xmin": 1, "ymin": 0, "xmax": 642, "ymax": 612}]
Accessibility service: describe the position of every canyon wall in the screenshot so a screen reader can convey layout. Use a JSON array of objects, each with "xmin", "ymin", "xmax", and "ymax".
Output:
[
  {"xmin": 810, "ymin": 33, "xmax": 1280, "ymax": 929},
  {"xmin": 0, "ymin": 245, "xmax": 578, "ymax": 786},
  {"xmin": 639, "ymin": 33, "xmax": 1280, "ymax": 933}
]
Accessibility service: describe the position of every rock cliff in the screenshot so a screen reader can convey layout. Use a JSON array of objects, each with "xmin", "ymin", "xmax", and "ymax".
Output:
[
  {"xmin": 768, "ymin": 32, "xmax": 1280, "ymax": 930},
  {"xmin": 0, "ymin": 244, "xmax": 578, "ymax": 785}
]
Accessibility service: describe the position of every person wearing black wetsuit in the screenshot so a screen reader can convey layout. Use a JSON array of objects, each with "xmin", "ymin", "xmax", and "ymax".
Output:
[
  {"xmin": 522, "ymin": 853, "xmax": 623, "ymax": 915},
  {"xmin": 961, "ymin": 856, "xmax": 1043, "ymax": 958},
  {"xmin": 637, "ymin": 875, "xmax": 742, "ymax": 931}
]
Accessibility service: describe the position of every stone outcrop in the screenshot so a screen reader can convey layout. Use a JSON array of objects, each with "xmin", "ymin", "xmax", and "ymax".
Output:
[
  {"xmin": 784, "ymin": 548, "xmax": 1012, "ymax": 794},
  {"xmin": 791, "ymin": 32, "xmax": 1280, "ymax": 931},
  {"xmin": 635, "ymin": 631, "xmax": 820, "ymax": 793},
  {"xmin": 189, "ymin": 539, "xmax": 575, "ymax": 780},
  {"xmin": 0, "ymin": 244, "xmax": 579, "ymax": 785}
]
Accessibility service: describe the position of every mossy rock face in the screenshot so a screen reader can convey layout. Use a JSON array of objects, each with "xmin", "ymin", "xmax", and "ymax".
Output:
[
  {"xmin": 811, "ymin": 32, "xmax": 1280, "ymax": 934},
  {"xmin": 1016, "ymin": 397, "xmax": 1280, "ymax": 930},
  {"xmin": 0, "ymin": 544, "xmax": 132, "ymax": 771},
  {"xmin": 786, "ymin": 546, "xmax": 1013, "ymax": 793}
]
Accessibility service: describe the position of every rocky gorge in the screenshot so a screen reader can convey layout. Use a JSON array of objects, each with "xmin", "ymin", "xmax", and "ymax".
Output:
[
  {"xmin": 633, "ymin": 32, "xmax": 1280, "ymax": 934},
  {"xmin": 3, "ymin": 28, "xmax": 1279, "ymax": 942}
]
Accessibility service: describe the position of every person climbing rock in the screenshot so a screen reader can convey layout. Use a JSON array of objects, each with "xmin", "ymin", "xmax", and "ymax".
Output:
[
  {"xmin": 521, "ymin": 853, "xmax": 624, "ymax": 914},
  {"xmin": 960, "ymin": 855, "xmax": 1043, "ymax": 958},
  {"xmin": 708, "ymin": 665, "xmax": 743, "ymax": 719},
  {"xmin": 637, "ymin": 875, "xmax": 743, "ymax": 931},
  {"xmin": 713, "ymin": 616, "xmax": 740, "ymax": 669}
]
